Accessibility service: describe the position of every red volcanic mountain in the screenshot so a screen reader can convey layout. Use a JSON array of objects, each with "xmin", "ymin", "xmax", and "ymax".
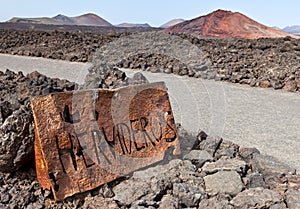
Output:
[
  {"xmin": 71, "ymin": 13, "xmax": 112, "ymax": 26},
  {"xmin": 164, "ymin": 10, "xmax": 298, "ymax": 39}
]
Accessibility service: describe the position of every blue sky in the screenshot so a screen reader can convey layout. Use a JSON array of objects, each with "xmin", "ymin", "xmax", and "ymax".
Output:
[{"xmin": 1, "ymin": 0, "xmax": 299, "ymax": 28}]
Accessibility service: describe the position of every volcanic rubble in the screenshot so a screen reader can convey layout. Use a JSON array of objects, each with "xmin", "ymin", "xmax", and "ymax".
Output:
[
  {"xmin": 116, "ymin": 34, "xmax": 300, "ymax": 93},
  {"xmin": 1, "ymin": 30, "xmax": 299, "ymax": 92}
]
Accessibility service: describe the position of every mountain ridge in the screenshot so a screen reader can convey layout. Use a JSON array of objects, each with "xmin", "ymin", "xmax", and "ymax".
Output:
[
  {"xmin": 116, "ymin": 23, "xmax": 151, "ymax": 28},
  {"xmin": 283, "ymin": 25, "xmax": 300, "ymax": 35},
  {"xmin": 7, "ymin": 13, "xmax": 113, "ymax": 27}
]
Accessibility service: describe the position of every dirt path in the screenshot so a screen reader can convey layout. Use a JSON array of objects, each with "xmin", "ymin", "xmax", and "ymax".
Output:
[{"xmin": 1, "ymin": 54, "xmax": 300, "ymax": 171}]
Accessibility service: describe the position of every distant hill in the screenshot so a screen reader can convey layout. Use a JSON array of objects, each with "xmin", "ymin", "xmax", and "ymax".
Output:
[
  {"xmin": 163, "ymin": 10, "xmax": 298, "ymax": 39},
  {"xmin": 116, "ymin": 23, "xmax": 151, "ymax": 28},
  {"xmin": 52, "ymin": 14, "xmax": 75, "ymax": 25},
  {"xmin": 272, "ymin": 26, "xmax": 282, "ymax": 30},
  {"xmin": 283, "ymin": 26, "xmax": 300, "ymax": 35},
  {"xmin": 160, "ymin": 19, "xmax": 185, "ymax": 28},
  {"xmin": 7, "ymin": 13, "xmax": 113, "ymax": 27},
  {"xmin": 71, "ymin": 13, "xmax": 112, "ymax": 26}
]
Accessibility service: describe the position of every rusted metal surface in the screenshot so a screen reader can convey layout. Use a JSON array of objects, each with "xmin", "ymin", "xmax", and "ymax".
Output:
[{"xmin": 31, "ymin": 82, "xmax": 180, "ymax": 201}]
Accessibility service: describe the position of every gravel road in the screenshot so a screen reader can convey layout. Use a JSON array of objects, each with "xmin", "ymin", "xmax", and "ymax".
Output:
[
  {"xmin": 0, "ymin": 54, "xmax": 91, "ymax": 83},
  {"xmin": 1, "ymin": 54, "xmax": 300, "ymax": 171}
]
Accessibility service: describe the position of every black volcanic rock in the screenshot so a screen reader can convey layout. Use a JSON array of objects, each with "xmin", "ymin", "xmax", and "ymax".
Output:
[
  {"xmin": 0, "ymin": 70, "xmax": 76, "ymax": 172},
  {"xmin": 0, "ymin": 29, "xmax": 300, "ymax": 93},
  {"xmin": 80, "ymin": 62, "xmax": 127, "ymax": 89},
  {"xmin": 116, "ymin": 33, "xmax": 300, "ymax": 92}
]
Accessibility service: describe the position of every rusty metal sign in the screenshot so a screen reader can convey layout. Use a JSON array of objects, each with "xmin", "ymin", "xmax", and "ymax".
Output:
[{"xmin": 31, "ymin": 82, "xmax": 180, "ymax": 201}]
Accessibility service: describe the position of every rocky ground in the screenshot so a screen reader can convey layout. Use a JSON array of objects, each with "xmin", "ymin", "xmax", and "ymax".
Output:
[
  {"xmin": 1, "ymin": 66, "xmax": 300, "ymax": 208},
  {"xmin": 0, "ymin": 69, "xmax": 77, "ymax": 173},
  {"xmin": 0, "ymin": 22, "xmax": 159, "ymax": 34},
  {"xmin": 0, "ymin": 30, "xmax": 120, "ymax": 62},
  {"xmin": 1, "ymin": 30, "xmax": 300, "ymax": 92},
  {"xmin": 186, "ymin": 35, "xmax": 300, "ymax": 92},
  {"xmin": 116, "ymin": 34, "xmax": 300, "ymax": 93}
]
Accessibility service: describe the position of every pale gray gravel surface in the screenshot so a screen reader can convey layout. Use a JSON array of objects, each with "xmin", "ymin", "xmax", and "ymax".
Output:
[
  {"xmin": 1, "ymin": 54, "xmax": 300, "ymax": 171},
  {"xmin": 0, "ymin": 54, "xmax": 91, "ymax": 83}
]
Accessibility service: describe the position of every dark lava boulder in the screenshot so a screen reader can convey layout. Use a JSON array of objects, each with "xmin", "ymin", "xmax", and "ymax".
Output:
[
  {"xmin": 0, "ymin": 70, "xmax": 76, "ymax": 172},
  {"xmin": 80, "ymin": 62, "xmax": 127, "ymax": 89},
  {"xmin": 80, "ymin": 62, "xmax": 149, "ymax": 90}
]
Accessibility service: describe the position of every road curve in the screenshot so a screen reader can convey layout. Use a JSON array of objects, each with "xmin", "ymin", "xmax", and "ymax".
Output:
[{"xmin": 1, "ymin": 54, "xmax": 300, "ymax": 171}]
